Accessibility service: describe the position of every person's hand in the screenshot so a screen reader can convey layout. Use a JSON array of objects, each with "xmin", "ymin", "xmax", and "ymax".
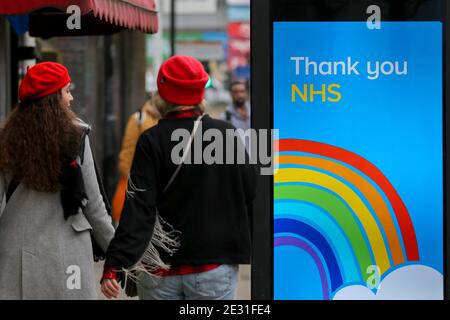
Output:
[{"xmin": 101, "ymin": 278, "xmax": 121, "ymax": 299}]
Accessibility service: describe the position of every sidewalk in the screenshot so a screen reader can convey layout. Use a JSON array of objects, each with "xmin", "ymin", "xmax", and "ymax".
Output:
[{"xmin": 95, "ymin": 262, "xmax": 251, "ymax": 300}]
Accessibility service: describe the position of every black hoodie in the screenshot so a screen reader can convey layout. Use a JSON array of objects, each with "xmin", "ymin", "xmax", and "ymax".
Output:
[{"xmin": 105, "ymin": 113, "xmax": 257, "ymax": 270}]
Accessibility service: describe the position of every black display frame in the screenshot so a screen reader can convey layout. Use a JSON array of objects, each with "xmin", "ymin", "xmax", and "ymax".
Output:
[{"xmin": 251, "ymin": 0, "xmax": 448, "ymax": 300}]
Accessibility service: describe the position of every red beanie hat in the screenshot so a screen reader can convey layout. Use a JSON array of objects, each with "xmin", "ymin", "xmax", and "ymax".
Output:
[
  {"xmin": 19, "ymin": 62, "xmax": 71, "ymax": 102},
  {"xmin": 157, "ymin": 55, "xmax": 209, "ymax": 105}
]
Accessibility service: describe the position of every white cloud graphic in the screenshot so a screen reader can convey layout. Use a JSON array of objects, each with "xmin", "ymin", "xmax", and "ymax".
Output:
[{"xmin": 333, "ymin": 265, "xmax": 443, "ymax": 300}]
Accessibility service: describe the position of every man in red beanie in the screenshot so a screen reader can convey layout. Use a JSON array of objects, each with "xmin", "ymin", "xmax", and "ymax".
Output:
[
  {"xmin": 157, "ymin": 55, "xmax": 209, "ymax": 105},
  {"xmin": 101, "ymin": 55, "xmax": 256, "ymax": 300}
]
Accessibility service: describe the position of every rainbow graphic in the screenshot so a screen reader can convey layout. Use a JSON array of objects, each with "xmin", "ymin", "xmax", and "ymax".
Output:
[{"xmin": 274, "ymin": 139, "xmax": 420, "ymax": 300}]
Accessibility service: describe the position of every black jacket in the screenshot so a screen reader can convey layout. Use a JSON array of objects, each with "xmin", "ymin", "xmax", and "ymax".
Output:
[{"xmin": 105, "ymin": 114, "xmax": 256, "ymax": 269}]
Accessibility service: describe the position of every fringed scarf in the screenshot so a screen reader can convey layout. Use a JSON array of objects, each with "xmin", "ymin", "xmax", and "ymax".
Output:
[
  {"xmin": 119, "ymin": 109, "xmax": 204, "ymax": 286},
  {"xmin": 120, "ymin": 213, "xmax": 181, "ymax": 286}
]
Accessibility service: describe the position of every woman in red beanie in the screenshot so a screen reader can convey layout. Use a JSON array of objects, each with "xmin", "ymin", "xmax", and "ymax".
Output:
[
  {"xmin": 0, "ymin": 62, "xmax": 115, "ymax": 299},
  {"xmin": 101, "ymin": 55, "xmax": 256, "ymax": 300}
]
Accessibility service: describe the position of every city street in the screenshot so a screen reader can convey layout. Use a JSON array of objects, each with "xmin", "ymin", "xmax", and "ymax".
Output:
[{"xmin": 3, "ymin": 0, "xmax": 447, "ymax": 303}]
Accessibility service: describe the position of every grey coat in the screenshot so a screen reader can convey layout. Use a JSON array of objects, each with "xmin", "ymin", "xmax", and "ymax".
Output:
[{"xmin": 0, "ymin": 137, "xmax": 115, "ymax": 300}]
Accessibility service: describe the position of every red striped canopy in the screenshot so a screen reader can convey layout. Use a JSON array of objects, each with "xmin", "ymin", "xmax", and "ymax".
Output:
[{"xmin": 0, "ymin": 0, "xmax": 158, "ymax": 33}]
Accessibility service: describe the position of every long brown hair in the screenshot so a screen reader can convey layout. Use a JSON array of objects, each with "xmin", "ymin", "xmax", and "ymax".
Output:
[{"xmin": 0, "ymin": 92, "xmax": 82, "ymax": 192}]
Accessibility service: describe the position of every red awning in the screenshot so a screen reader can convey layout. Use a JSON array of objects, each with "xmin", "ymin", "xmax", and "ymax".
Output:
[{"xmin": 0, "ymin": 0, "xmax": 158, "ymax": 33}]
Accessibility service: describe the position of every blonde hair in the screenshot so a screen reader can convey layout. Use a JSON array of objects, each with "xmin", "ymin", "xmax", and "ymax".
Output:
[
  {"xmin": 142, "ymin": 99, "xmax": 161, "ymax": 120},
  {"xmin": 151, "ymin": 91, "xmax": 176, "ymax": 117},
  {"xmin": 152, "ymin": 91, "xmax": 206, "ymax": 117}
]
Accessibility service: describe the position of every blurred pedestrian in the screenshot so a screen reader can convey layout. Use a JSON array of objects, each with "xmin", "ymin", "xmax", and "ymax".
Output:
[
  {"xmin": 0, "ymin": 62, "xmax": 115, "ymax": 299},
  {"xmin": 221, "ymin": 80, "xmax": 251, "ymax": 131},
  {"xmin": 111, "ymin": 97, "xmax": 160, "ymax": 226},
  {"xmin": 101, "ymin": 55, "xmax": 256, "ymax": 300}
]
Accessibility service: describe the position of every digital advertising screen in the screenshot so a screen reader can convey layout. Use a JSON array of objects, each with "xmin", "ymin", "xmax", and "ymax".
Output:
[{"xmin": 273, "ymin": 20, "xmax": 444, "ymax": 300}]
